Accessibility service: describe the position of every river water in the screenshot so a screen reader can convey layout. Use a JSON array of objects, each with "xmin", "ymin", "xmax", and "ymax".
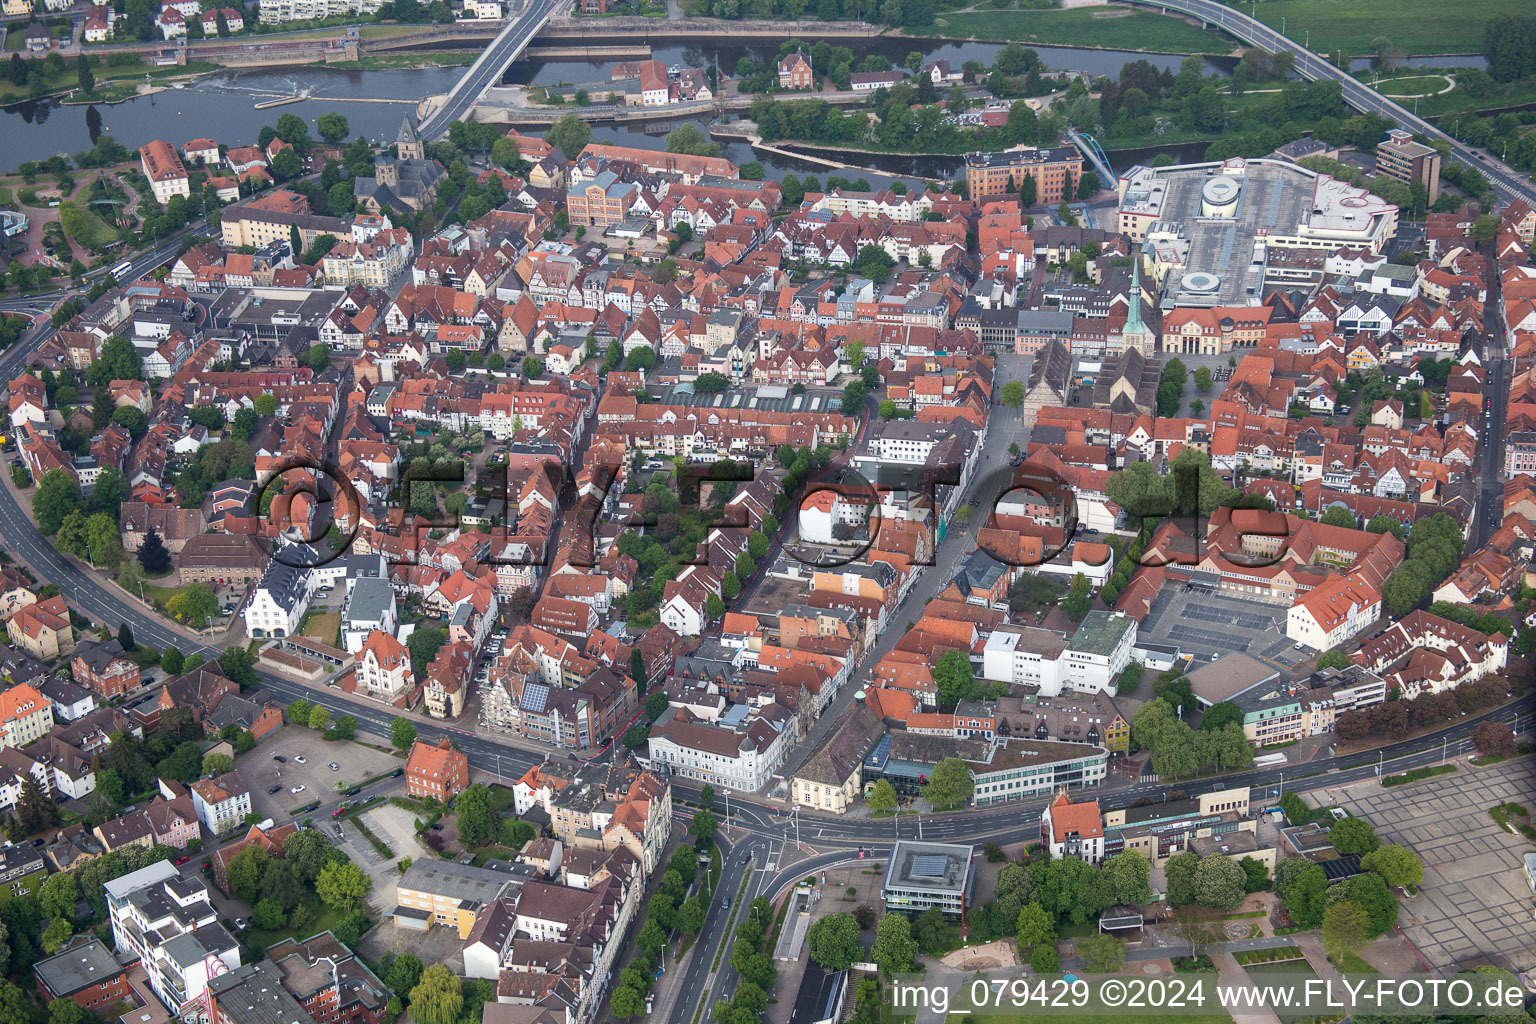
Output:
[{"xmin": 0, "ymin": 38, "xmax": 1488, "ymax": 175}]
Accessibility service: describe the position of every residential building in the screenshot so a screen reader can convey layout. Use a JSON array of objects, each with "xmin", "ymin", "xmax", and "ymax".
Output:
[
  {"xmin": 1102, "ymin": 786, "xmax": 1258, "ymax": 866},
  {"xmin": 8, "ymin": 595, "xmax": 74, "ymax": 660},
  {"xmin": 34, "ymin": 939, "xmax": 133, "ymax": 1011},
  {"xmin": 139, "ymin": 140, "xmax": 191, "ymax": 205},
  {"xmin": 105, "ymin": 860, "xmax": 240, "ymax": 1013},
  {"xmin": 0, "ymin": 684, "xmax": 52, "ymax": 749},
  {"xmin": 70, "ymin": 639, "xmax": 141, "ymax": 700},
  {"xmin": 264, "ymin": 931, "xmax": 389, "ymax": 1024},
  {"xmin": 405, "ymin": 738, "xmax": 469, "ymax": 801},
  {"xmin": 352, "ymin": 629, "xmax": 413, "ymax": 706},
  {"xmin": 777, "ymin": 50, "xmax": 811, "ymax": 89},
  {"xmin": 393, "ymin": 858, "xmax": 529, "ymax": 936},
  {"xmin": 190, "ymin": 770, "xmax": 252, "ymax": 837},
  {"xmin": 1376, "ymin": 129, "xmax": 1441, "ymax": 204},
  {"xmin": 881, "ymin": 840, "xmax": 974, "ymax": 918},
  {"xmin": 1038, "ymin": 789, "xmax": 1104, "ymax": 863}
]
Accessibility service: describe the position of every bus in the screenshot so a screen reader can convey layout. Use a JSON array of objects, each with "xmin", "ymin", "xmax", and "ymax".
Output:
[
  {"xmin": 110, "ymin": 260, "xmax": 132, "ymax": 281},
  {"xmin": 1252, "ymin": 752, "xmax": 1289, "ymax": 769}
]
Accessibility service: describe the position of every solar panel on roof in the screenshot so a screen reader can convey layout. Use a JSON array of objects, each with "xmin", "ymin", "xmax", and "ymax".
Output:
[
  {"xmin": 520, "ymin": 683, "xmax": 550, "ymax": 714},
  {"xmin": 911, "ymin": 855, "xmax": 948, "ymax": 878}
]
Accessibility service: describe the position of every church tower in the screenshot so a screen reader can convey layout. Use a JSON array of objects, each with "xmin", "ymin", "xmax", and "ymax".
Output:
[
  {"xmin": 1120, "ymin": 257, "xmax": 1150, "ymax": 356},
  {"xmin": 397, "ymin": 116, "xmax": 423, "ymax": 163}
]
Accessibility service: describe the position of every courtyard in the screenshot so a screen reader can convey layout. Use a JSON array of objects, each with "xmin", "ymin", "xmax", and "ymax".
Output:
[
  {"xmin": 1137, "ymin": 585, "xmax": 1310, "ymax": 671},
  {"xmin": 1331, "ymin": 758, "xmax": 1536, "ymax": 970}
]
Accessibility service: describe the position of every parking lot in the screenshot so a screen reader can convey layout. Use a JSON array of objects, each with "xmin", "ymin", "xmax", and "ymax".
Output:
[
  {"xmin": 1138, "ymin": 585, "xmax": 1311, "ymax": 671},
  {"xmin": 1333, "ymin": 759, "xmax": 1536, "ymax": 970},
  {"xmin": 239, "ymin": 726, "xmax": 404, "ymax": 823}
]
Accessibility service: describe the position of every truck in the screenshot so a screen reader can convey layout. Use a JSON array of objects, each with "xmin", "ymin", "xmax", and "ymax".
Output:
[{"xmin": 1252, "ymin": 752, "xmax": 1289, "ymax": 769}]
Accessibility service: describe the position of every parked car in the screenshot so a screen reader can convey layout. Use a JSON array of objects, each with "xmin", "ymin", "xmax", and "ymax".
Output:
[
  {"xmin": 328, "ymin": 762, "xmax": 339, "ymax": 771},
  {"xmin": 175, "ymin": 855, "xmax": 190, "ymax": 865},
  {"xmin": 391, "ymin": 768, "xmax": 404, "ymax": 778},
  {"xmin": 268, "ymin": 785, "xmax": 282, "ymax": 794},
  {"xmin": 290, "ymin": 785, "xmax": 305, "ymax": 794},
  {"xmin": 273, "ymin": 755, "xmax": 286, "ymax": 763},
  {"xmin": 234, "ymin": 919, "xmax": 246, "ymax": 931},
  {"xmin": 293, "ymin": 756, "xmax": 307, "ymax": 764},
  {"xmin": 429, "ymin": 823, "xmax": 444, "ymax": 831},
  {"xmin": 346, "ymin": 787, "xmax": 361, "ymax": 796}
]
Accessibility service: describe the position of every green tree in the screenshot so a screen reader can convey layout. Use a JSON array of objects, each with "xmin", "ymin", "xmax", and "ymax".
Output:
[
  {"xmin": 1001, "ymin": 380, "xmax": 1024, "ymax": 407},
  {"xmin": 226, "ymin": 845, "xmax": 269, "ymax": 903},
  {"xmin": 252, "ymin": 899, "xmax": 286, "ymax": 930},
  {"xmin": 315, "ymin": 859, "xmax": 371, "ymax": 911},
  {"xmin": 1015, "ymin": 902, "xmax": 1053, "ymax": 949},
  {"xmin": 1316, "ymin": 649, "xmax": 1349, "ymax": 670},
  {"xmin": 871, "ymin": 913, "xmax": 917, "ymax": 975},
  {"xmin": 1193, "ymin": 365, "xmax": 1213, "ymax": 392},
  {"xmin": 391, "ymin": 718, "xmax": 417, "ymax": 751},
  {"xmin": 33, "ymin": 469, "xmax": 82, "ymax": 536},
  {"xmin": 690, "ymin": 808, "xmax": 717, "ymax": 844},
  {"xmin": 1360, "ymin": 844, "xmax": 1422, "ymax": 891},
  {"xmin": 1100, "ymin": 850, "xmax": 1152, "ymax": 905},
  {"xmin": 307, "ymin": 704, "xmax": 331, "ymax": 731},
  {"xmin": 316, "ymin": 112, "xmax": 349, "ymax": 143},
  {"xmin": 1200, "ymin": 701, "xmax": 1242, "ymax": 731},
  {"xmin": 1277, "ymin": 860, "xmax": 1328, "ymax": 928},
  {"xmin": 166, "ymin": 582, "xmax": 219, "ymax": 626},
  {"xmin": 384, "ymin": 953, "xmax": 424, "ymax": 996},
  {"xmin": 1076, "ymin": 932, "xmax": 1124, "ymax": 972},
  {"xmin": 1321, "ymin": 899, "xmax": 1370, "ymax": 960},
  {"xmin": 218, "ymin": 647, "xmax": 258, "ymax": 688},
  {"xmin": 455, "ymin": 785, "xmax": 495, "ymax": 848},
  {"xmin": 201, "ymin": 753, "xmax": 234, "ymax": 776},
  {"xmin": 1321, "ymin": 506, "xmax": 1357, "ymax": 529},
  {"xmin": 38, "ymin": 872, "xmax": 76, "ymax": 921},
  {"xmin": 678, "ymin": 895, "xmax": 706, "ymax": 935},
  {"xmin": 41, "ymin": 917, "xmax": 71, "ymax": 954},
  {"xmin": 331, "ymin": 715, "xmax": 357, "ymax": 740},
  {"xmin": 544, "ymin": 114, "xmax": 591, "ymax": 158},
  {"xmin": 806, "ymin": 912, "xmax": 863, "ymax": 970},
  {"xmin": 933, "ymin": 648, "xmax": 977, "ymax": 710},
  {"xmin": 407, "ymin": 966, "xmax": 463, "ymax": 1024},
  {"xmin": 1193, "ymin": 854, "xmax": 1247, "ymax": 910},
  {"xmin": 254, "ymin": 393, "xmax": 279, "ymax": 417},
  {"xmin": 922, "ymin": 756, "xmax": 973, "ymax": 809},
  {"xmin": 1163, "ymin": 851, "xmax": 1201, "ymax": 907},
  {"xmin": 1330, "ymin": 817, "xmax": 1379, "ymax": 856},
  {"xmin": 866, "ymin": 778, "xmax": 897, "ymax": 814},
  {"xmin": 1062, "ymin": 572, "xmax": 1092, "ymax": 621}
]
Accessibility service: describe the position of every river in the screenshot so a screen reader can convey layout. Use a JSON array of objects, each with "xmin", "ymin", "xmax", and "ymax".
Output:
[{"xmin": 0, "ymin": 36, "xmax": 1489, "ymax": 175}]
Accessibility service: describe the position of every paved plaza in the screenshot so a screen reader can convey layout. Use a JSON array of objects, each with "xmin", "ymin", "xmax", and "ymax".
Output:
[{"xmin": 1333, "ymin": 759, "xmax": 1536, "ymax": 970}]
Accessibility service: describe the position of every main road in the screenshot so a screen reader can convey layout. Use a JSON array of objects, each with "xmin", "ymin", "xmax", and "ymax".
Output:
[
  {"xmin": 1140, "ymin": 0, "xmax": 1536, "ymax": 206},
  {"xmin": 416, "ymin": 0, "xmax": 564, "ymax": 140}
]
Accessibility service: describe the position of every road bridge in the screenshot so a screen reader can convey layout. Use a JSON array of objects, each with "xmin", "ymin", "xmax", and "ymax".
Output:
[
  {"xmin": 1067, "ymin": 126, "xmax": 1115, "ymax": 187},
  {"xmin": 1138, "ymin": 0, "xmax": 1535, "ymax": 206},
  {"xmin": 416, "ymin": 0, "xmax": 563, "ymax": 139}
]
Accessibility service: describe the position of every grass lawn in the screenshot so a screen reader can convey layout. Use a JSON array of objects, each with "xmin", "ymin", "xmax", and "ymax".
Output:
[
  {"xmin": 470, "ymin": 845, "xmax": 521, "ymax": 867},
  {"xmin": 141, "ymin": 582, "xmax": 188, "ymax": 606},
  {"xmin": 325, "ymin": 51, "xmax": 479, "ymax": 69},
  {"xmin": 240, "ymin": 900, "xmax": 346, "ymax": 949},
  {"xmin": 1241, "ymin": 0, "xmax": 1524, "ymax": 55},
  {"xmin": 1332, "ymin": 949, "xmax": 1377, "ymax": 973},
  {"xmin": 56, "ymin": 202, "xmax": 119, "ymax": 250},
  {"xmin": 301, "ymin": 611, "xmax": 341, "ymax": 641},
  {"xmin": 487, "ymin": 785, "xmax": 515, "ymax": 812},
  {"xmin": 1375, "ymin": 74, "xmax": 1452, "ymax": 96},
  {"xmin": 935, "ymin": 7, "xmax": 1232, "ymax": 54}
]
